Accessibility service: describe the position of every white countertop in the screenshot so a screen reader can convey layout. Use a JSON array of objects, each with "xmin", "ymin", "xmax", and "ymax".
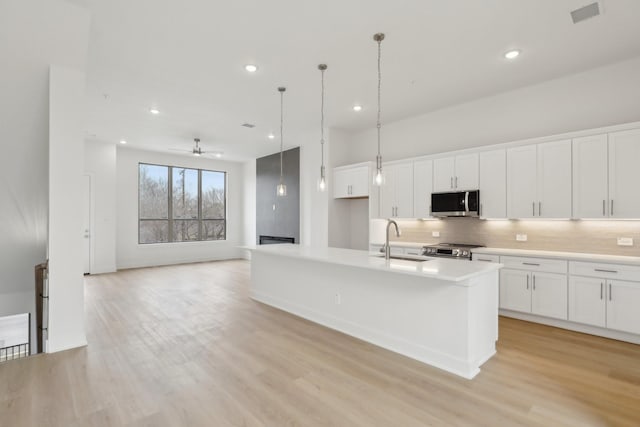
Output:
[
  {"xmin": 246, "ymin": 244, "xmax": 501, "ymax": 284},
  {"xmin": 472, "ymin": 247, "xmax": 640, "ymax": 266}
]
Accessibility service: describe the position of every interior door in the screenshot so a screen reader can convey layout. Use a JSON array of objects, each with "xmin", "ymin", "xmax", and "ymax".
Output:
[{"xmin": 83, "ymin": 175, "xmax": 91, "ymax": 274}]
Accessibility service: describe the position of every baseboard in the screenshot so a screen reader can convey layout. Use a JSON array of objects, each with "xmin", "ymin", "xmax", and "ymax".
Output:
[
  {"xmin": 116, "ymin": 254, "xmax": 243, "ymax": 270},
  {"xmin": 46, "ymin": 340, "xmax": 88, "ymax": 354},
  {"xmin": 252, "ymin": 290, "xmax": 489, "ymax": 380},
  {"xmin": 499, "ymin": 310, "xmax": 640, "ymax": 345}
]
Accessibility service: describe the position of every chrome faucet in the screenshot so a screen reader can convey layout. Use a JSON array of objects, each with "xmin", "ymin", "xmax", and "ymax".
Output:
[{"xmin": 385, "ymin": 219, "xmax": 401, "ymax": 260}]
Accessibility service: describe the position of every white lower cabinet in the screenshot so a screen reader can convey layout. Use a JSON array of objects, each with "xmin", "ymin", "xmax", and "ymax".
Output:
[
  {"xmin": 499, "ymin": 269, "xmax": 531, "ymax": 312},
  {"xmin": 568, "ymin": 276, "xmax": 606, "ymax": 327},
  {"xmin": 500, "ymin": 268, "xmax": 567, "ymax": 320},
  {"xmin": 606, "ymin": 280, "xmax": 640, "ymax": 335},
  {"xmin": 531, "ymin": 272, "xmax": 568, "ymax": 320}
]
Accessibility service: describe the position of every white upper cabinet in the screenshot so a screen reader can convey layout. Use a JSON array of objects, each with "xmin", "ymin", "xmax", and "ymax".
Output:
[
  {"xmin": 333, "ymin": 164, "xmax": 369, "ymax": 199},
  {"xmin": 479, "ymin": 149, "xmax": 506, "ymax": 218},
  {"xmin": 507, "ymin": 140, "xmax": 571, "ymax": 219},
  {"xmin": 507, "ymin": 145, "xmax": 537, "ymax": 218},
  {"xmin": 573, "ymin": 134, "xmax": 609, "ymax": 218},
  {"xmin": 433, "ymin": 154, "xmax": 478, "ymax": 192},
  {"xmin": 455, "ymin": 153, "xmax": 480, "ymax": 191},
  {"xmin": 380, "ymin": 162, "xmax": 413, "ymax": 218},
  {"xmin": 433, "ymin": 156, "xmax": 455, "ymax": 192},
  {"xmin": 413, "ymin": 159, "xmax": 433, "ymax": 218},
  {"xmin": 609, "ymin": 129, "xmax": 640, "ymax": 218},
  {"xmin": 537, "ymin": 140, "xmax": 572, "ymax": 218}
]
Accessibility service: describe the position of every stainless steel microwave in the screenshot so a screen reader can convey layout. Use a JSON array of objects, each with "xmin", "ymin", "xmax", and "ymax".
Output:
[{"xmin": 431, "ymin": 190, "xmax": 480, "ymax": 217}]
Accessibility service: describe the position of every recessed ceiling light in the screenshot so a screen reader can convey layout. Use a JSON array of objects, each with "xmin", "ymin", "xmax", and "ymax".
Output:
[
  {"xmin": 215, "ymin": 153, "xmax": 222, "ymax": 158},
  {"xmin": 504, "ymin": 50, "xmax": 521, "ymax": 60},
  {"xmin": 245, "ymin": 64, "xmax": 258, "ymax": 73},
  {"xmin": 149, "ymin": 108, "xmax": 160, "ymax": 115},
  {"xmin": 267, "ymin": 133, "xmax": 275, "ymax": 140},
  {"xmin": 119, "ymin": 140, "xmax": 127, "ymax": 144},
  {"xmin": 353, "ymin": 105, "xmax": 363, "ymax": 112}
]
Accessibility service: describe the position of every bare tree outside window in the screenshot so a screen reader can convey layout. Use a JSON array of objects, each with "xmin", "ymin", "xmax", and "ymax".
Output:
[{"xmin": 139, "ymin": 163, "xmax": 226, "ymax": 244}]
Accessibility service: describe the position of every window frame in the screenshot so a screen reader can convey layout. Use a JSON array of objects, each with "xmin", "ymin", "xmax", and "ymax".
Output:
[{"xmin": 138, "ymin": 162, "xmax": 227, "ymax": 244}]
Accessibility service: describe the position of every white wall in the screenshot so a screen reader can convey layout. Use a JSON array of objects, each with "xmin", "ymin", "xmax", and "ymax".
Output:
[
  {"xmin": 241, "ymin": 159, "xmax": 256, "ymax": 259},
  {"xmin": 116, "ymin": 147, "xmax": 244, "ymax": 269},
  {"xmin": 0, "ymin": 0, "xmax": 90, "ymax": 354},
  {"xmin": 47, "ymin": 65, "xmax": 89, "ymax": 353},
  {"xmin": 345, "ymin": 56, "xmax": 640, "ymax": 164},
  {"xmin": 84, "ymin": 141, "xmax": 117, "ymax": 274}
]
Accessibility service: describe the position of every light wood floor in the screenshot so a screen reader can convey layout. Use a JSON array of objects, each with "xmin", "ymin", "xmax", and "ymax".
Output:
[{"xmin": 1, "ymin": 260, "xmax": 639, "ymax": 426}]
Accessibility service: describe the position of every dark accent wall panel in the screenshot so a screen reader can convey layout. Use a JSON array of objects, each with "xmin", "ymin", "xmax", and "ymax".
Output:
[{"xmin": 256, "ymin": 147, "xmax": 300, "ymax": 244}]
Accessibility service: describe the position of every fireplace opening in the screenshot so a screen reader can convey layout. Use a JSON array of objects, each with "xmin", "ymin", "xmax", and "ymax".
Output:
[{"xmin": 259, "ymin": 235, "xmax": 295, "ymax": 245}]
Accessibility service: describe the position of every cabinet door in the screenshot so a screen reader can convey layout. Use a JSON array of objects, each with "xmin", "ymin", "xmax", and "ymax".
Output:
[
  {"xmin": 394, "ymin": 162, "xmax": 414, "ymax": 217},
  {"xmin": 609, "ymin": 129, "xmax": 640, "ymax": 218},
  {"xmin": 380, "ymin": 166, "xmax": 396, "ymax": 218},
  {"xmin": 537, "ymin": 140, "xmax": 572, "ymax": 218},
  {"xmin": 433, "ymin": 157, "xmax": 455, "ymax": 192},
  {"xmin": 531, "ymin": 272, "xmax": 568, "ymax": 320},
  {"xmin": 607, "ymin": 279, "xmax": 640, "ymax": 335},
  {"xmin": 572, "ymin": 135, "xmax": 608, "ymax": 218},
  {"xmin": 413, "ymin": 159, "xmax": 433, "ymax": 218},
  {"xmin": 349, "ymin": 166, "xmax": 370, "ymax": 198},
  {"xmin": 499, "ymin": 269, "xmax": 531, "ymax": 313},
  {"xmin": 479, "ymin": 149, "xmax": 506, "ymax": 218},
  {"xmin": 333, "ymin": 168, "xmax": 350, "ymax": 198},
  {"xmin": 507, "ymin": 145, "xmax": 537, "ymax": 218},
  {"xmin": 454, "ymin": 153, "xmax": 479, "ymax": 190},
  {"xmin": 568, "ymin": 276, "xmax": 606, "ymax": 327}
]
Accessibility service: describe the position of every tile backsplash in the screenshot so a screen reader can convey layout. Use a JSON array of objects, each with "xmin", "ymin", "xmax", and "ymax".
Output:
[{"xmin": 390, "ymin": 218, "xmax": 640, "ymax": 256}]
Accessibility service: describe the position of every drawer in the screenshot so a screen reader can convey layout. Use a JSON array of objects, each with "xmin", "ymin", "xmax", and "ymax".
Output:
[
  {"xmin": 404, "ymin": 247, "xmax": 423, "ymax": 256},
  {"xmin": 500, "ymin": 256, "xmax": 567, "ymax": 274},
  {"xmin": 569, "ymin": 261, "xmax": 640, "ymax": 282},
  {"xmin": 472, "ymin": 254, "xmax": 500, "ymax": 263}
]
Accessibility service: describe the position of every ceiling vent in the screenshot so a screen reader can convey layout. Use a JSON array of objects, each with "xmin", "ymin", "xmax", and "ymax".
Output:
[
  {"xmin": 571, "ymin": 2, "xmax": 601, "ymax": 24},
  {"xmin": 241, "ymin": 123, "xmax": 256, "ymax": 128}
]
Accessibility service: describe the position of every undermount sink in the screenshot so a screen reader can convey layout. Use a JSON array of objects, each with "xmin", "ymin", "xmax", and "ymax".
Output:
[{"xmin": 372, "ymin": 254, "xmax": 430, "ymax": 262}]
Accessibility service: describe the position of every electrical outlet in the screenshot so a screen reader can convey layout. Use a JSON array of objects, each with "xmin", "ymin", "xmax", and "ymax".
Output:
[
  {"xmin": 432, "ymin": 231, "xmax": 440, "ymax": 237},
  {"xmin": 617, "ymin": 237, "xmax": 634, "ymax": 246},
  {"xmin": 334, "ymin": 293, "xmax": 341, "ymax": 305},
  {"xmin": 516, "ymin": 234, "xmax": 528, "ymax": 242}
]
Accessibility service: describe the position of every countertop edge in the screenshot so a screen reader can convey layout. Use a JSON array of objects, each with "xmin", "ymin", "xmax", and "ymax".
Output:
[{"xmin": 472, "ymin": 247, "xmax": 640, "ymax": 265}]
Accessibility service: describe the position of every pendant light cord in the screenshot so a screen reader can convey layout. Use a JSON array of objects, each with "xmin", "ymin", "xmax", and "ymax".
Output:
[
  {"xmin": 376, "ymin": 37, "xmax": 382, "ymax": 158},
  {"xmin": 320, "ymin": 67, "xmax": 325, "ymax": 169},
  {"xmin": 280, "ymin": 89, "xmax": 284, "ymax": 181}
]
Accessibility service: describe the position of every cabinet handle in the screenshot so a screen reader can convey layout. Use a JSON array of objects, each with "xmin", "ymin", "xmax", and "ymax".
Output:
[
  {"xmin": 526, "ymin": 275, "xmax": 529, "ymax": 290},
  {"xmin": 611, "ymin": 200, "xmax": 614, "ymax": 216},
  {"xmin": 538, "ymin": 202, "xmax": 541, "ymax": 217},
  {"xmin": 450, "ymin": 177, "xmax": 453, "ymax": 189},
  {"xmin": 455, "ymin": 176, "xmax": 458, "ymax": 189},
  {"xmin": 609, "ymin": 283, "xmax": 612, "ymax": 301},
  {"xmin": 600, "ymin": 282, "xmax": 603, "ymax": 300},
  {"xmin": 480, "ymin": 203, "xmax": 483, "ymax": 216},
  {"xmin": 594, "ymin": 269, "xmax": 618, "ymax": 274},
  {"xmin": 533, "ymin": 274, "xmax": 536, "ymax": 290},
  {"xmin": 522, "ymin": 262, "xmax": 540, "ymax": 266},
  {"xmin": 532, "ymin": 202, "xmax": 535, "ymax": 216},
  {"xmin": 476, "ymin": 258, "xmax": 493, "ymax": 262},
  {"xmin": 603, "ymin": 200, "xmax": 606, "ymax": 217}
]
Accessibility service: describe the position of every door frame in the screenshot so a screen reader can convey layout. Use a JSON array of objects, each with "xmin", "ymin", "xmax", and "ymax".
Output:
[{"xmin": 83, "ymin": 173, "xmax": 95, "ymax": 275}]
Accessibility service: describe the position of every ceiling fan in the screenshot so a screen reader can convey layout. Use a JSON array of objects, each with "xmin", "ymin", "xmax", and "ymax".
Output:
[{"xmin": 169, "ymin": 138, "xmax": 223, "ymax": 158}]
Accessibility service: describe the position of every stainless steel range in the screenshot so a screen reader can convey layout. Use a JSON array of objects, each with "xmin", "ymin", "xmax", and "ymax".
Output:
[{"xmin": 422, "ymin": 243, "xmax": 484, "ymax": 260}]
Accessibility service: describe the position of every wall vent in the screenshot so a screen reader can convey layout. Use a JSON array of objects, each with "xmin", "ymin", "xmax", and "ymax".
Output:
[
  {"xmin": 571, "ymin": 2, "xmax": 601, "ymax": 24},
  {"xmin": 241, "ymin": 123, "xmax": 256, "ymax": 128}
]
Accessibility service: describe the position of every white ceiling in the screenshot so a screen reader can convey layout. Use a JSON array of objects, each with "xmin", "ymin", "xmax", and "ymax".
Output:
[{"xmin": 82, "ymin": 0, "xmax": 640, "ymax": 161}]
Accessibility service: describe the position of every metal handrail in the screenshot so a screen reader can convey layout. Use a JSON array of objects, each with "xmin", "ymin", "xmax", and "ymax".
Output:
[{"xmin": 0, "ymin": 343, "xmax": 29, "ymax": 362}]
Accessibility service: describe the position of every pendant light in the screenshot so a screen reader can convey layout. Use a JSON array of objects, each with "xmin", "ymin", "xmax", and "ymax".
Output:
[
  {"xmin": 318, "ymin": 64, "xmax": 328, "ymax": 192},
  {"xmin": 373, "ymin": 32, "xmax": 385, "ymax": 186},
  {"xmin": 276, "ymin": 87, "xmax": 287, "ymax": 197}
]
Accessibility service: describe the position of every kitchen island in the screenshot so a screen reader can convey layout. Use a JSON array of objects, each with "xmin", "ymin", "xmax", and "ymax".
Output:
[{"xmin": 247, "ymin": 244, "xmax": 502, "ymax": 379}]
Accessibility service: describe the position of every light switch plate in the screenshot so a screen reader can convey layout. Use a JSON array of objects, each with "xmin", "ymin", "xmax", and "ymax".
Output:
[
  {"xmin": 516, "ymin": 234, "xmax": 528, "ymax": 242},
  {"xmin": 617, "ymin": 237, "xmax": 633, "ymax": 246},
  {"xmin": 432, "ymin": 231, "xmax": 440, "ymax": 237}
]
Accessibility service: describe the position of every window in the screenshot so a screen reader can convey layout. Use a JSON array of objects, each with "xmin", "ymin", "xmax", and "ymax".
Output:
[{"xmin": 138, "ymin": 163, "xmax": 226, "ymax": 244}]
